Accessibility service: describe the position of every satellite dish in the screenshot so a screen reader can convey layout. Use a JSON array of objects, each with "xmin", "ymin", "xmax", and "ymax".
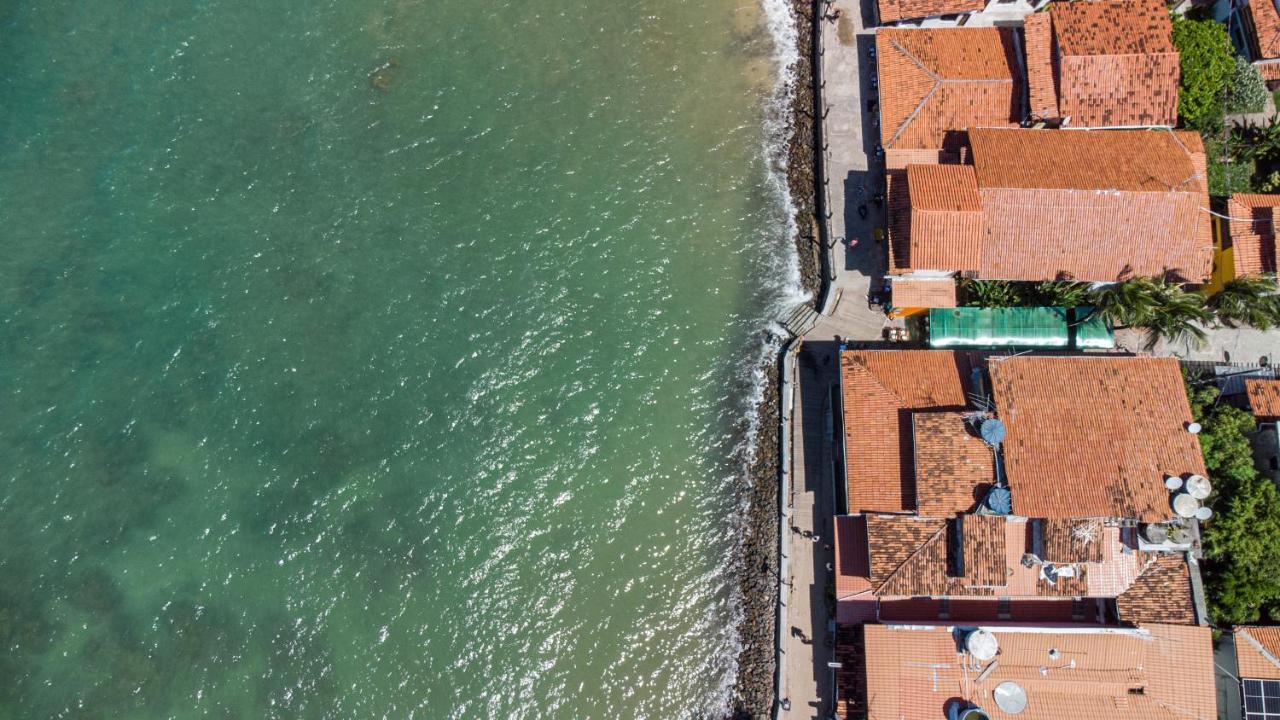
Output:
[
  {"xmin": 1185, "ymin": 475, "xmax": 1212, "ymax": 500},
  {"xmin": 966, "ymin": 629, "xmax": 999, "ymax": 661},
  {"xmin": 1172, "ymin": 493, "xmax": 1199, "ymax": 518},
  {"xmin": 1195, "ymin": 506, "xmax": 1213, "ymax": 521},
  {"xmin": 980, "ymin": 418, "xmax": 1007, "ymax": 446},
  {"xmin": 1164, "ymin": 475, "xmax": 1184, "ymax": 491},
  {"xmin": 994, "ymin": 682, "xmax": 1028, "ymax": 715},
  {"xmin": 1187, "ymin": 422, "xmax": 1202, "ymax": 434}
]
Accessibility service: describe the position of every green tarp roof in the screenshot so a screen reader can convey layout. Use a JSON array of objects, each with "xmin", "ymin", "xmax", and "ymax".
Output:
[{"xmin": 927, "ymin": 307, "xmax": 1114, "ymax": 349}]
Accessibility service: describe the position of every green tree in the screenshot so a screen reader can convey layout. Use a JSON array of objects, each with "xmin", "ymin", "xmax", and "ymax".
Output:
[
  {"xmin": 1090, "ymin": 277, "xmax": 1211, "ymax": 349},
  {"xmin": 1228, "ymin": 56, "xmax": 1269, "ymax": 114},
  {"xmin": 1031, "ymin": 281, "xmax": 1091, "ymax": 307},
  {"xmin": 959, "ymin": 279, "xmax": 1025, "ymax": 308},
  {"xmin": 1184, "ymin": 375, "xmax": 1280, "ymax": 625},
  {"xmin": 1209, "ymin": 274, "xmax": 1280, "ymax": 329},
  {"xmin": 1172, "ymin": 17, "xmax": 1236, "ymax": 130}
]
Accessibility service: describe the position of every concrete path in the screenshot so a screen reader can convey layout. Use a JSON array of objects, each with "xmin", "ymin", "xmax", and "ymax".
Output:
[
  {"xmin": 810, "ymin": 0, "xmax": 888, "ymax": 344},
  {"xmin": 779, "ymin": 340, "xmax": 840, "ymax": 719},
  {"xmin": 1116, "ymin": 325, "xmax": 1280, "ymax": 364},
  {"xmin": 779, "ymin": 0, "xmax": 886, "ymax": 717}
]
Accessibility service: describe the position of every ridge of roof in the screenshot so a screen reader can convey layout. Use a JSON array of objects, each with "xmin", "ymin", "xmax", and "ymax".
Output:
[{"xmin": 1241, "ymin": 627, "xmax": 1280, "ymax": 671}]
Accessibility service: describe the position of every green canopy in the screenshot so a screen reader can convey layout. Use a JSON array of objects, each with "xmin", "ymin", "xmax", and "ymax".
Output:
[{"xmin": 927, "ymin": 306, "xmax": 1115, "ymax": 349}]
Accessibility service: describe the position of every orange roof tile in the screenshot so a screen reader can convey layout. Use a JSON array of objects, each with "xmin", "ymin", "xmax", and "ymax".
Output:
[
  {"xmin": 1258, "ymin": 59, "xmax": 1280, "ymax": 81},
  {"xmin": 865, "ymin": 514, "xmax": 1149, "ymax": 599},
  {"xmin": 1047, "ymin": 0, "xmax": 1180, "ymax": 127},
  {"xmin": 1039, "ymin": 518, "xmax": 1106, "ymax": 564},
  {"xmin": 968, "ymin": 127, "xmax": 1201, "ymax": 191},
  {"xmin": 1116, "ymin": 553, "xmax": 1197, "ymax": 626},
  {"xmin": 876, "ymin": 28, "xmax": 1023, "ymax": 152},
  {"xmin": 908, "ymin": 164, "xmax": 986, "ymax": 271},
  {"xmin": 834, "ymin": 515, "xmax": 874, "ymax": 600},
  {"xmin": 841, "ymin": 351, "xmax": 972, "ymax": 513},
  {"xmin": 1246, "ymin": 378, "xmax": 1280, "ymax": 420},
  {"xmin": 990, "ymin": 356, "xmax": 1206, "ymax": 522},
  {"xmin": 1024, "ymin": 13, "xmax": 1060, "ymax": 120},
  {"xmin": 913, "ymin": 412, "xmax": 994, "ymax": 516},
  {"xmin": 893, "ymin": 128, "xmax": 1213, "ymax": 282},
  {"xmin": 1228, "ymin": 194, "xmax": 1280, "ymax": 276},
  {"xmin": 877, "ymin": 0, "xmax": 986, "ymax": 24},
  {"xmin": 863, "ymin": 623, "xmax": 1216, "ymax": 720},
  {"xmin": 1236, "ymin": 626, "xmax": 1280, "ymax": 680},
  {"xmin": 1248, "ymin": 0, "xmax": 1280, "ymax": 59},
  {"xmin": 891, "ymin": 278, "xmax": 958, "ymax": 309}
]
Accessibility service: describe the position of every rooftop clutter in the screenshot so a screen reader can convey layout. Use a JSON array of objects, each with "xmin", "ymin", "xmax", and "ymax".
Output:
[{"xmin": 836, "ymin": 351, "xmax": 1207, "ymax": 625}]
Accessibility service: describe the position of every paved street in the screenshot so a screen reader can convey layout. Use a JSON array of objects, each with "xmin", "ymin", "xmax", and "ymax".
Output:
[{"xmin": 779, "ymin": 0, "xmax": 885, "ymax": 716}]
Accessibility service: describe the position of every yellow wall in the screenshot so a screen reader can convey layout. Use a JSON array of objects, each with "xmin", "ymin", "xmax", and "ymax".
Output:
[{"xmin": 1203, "ymin": 216, "xmax": 1235, "ymax": 295}]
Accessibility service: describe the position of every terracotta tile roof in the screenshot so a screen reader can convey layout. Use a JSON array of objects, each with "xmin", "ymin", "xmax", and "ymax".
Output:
[
  {"xmin": 1040, "ymin": 518, "xmax": 1106, "ymax": 563},
  {"xmin": 1247, "ymin": 0, "xmax": 1280, "ymax": 59},
  {"xmin": 841, "ymin": 351, "xmax": 972, "ymax": 513},
  {"xmin": 866, "ymin": 514, "xmax": 950, "ymax": 594},
  {"xmin": 876, "ymin": 28, "xmax": 1023, "ymax": 153},
  {"xmin": 1228, "ymin": 194, "xmax": 1280, "ymax": 276},
  {"xmin": 1024, "ymin": 13, "xmax": 1060, "ymax": 120},
  {"xmin": 1046, "ymin": 0, "xmax": 1180, "ymax": 127},
  {"xmin": 877, "ymin": 0, "xmax": 986, "ymax": 24},
  {"xmin": 908, "ymin": 164, "xmax": 985, "ymax": 271},
  {"xmin": 968, "ymin": 127, "xmax": 1202, "ymax": 192},
  {"xmin": 834, "ymin": 515, "xmax": 874, "ymax": 600},
  {"xmin": 1236, "ymin": 626, "xmax": 1280, "ymax": 680},
  {"xmin": 990, "ymin": 355, "xmax": 1206, "ymax": 522},
  {"xmin": 913, "ymin": 412, "xmax": 994, "ymax": 516},
  {"xmin": 1257, "ymin": 59, "xmax": 1280, "ymax": 81},
  {"xmin": 1246, "ymin": 379, "xmax": 1280, "ymax": 420},
  {"xmin": 890, "ymin": 128, "xmax": 1213, "ymax": 281},
  {"xmin": 890, "ymin": 278, "xmax": 957, "ymax": 309},
  {"xmin": 959, "ymin": 514, "xmax": 1008, "ymax": 587},
  {"xmin": 1116, "ymin": 553, "xmax": 1197, "ymax": 626},
  {"xmin": 863, "ymin": 623, "xmax": 1216, "ymax": 720},
  {"xmin": 863, "ymin": 514, "xmax": 1149, "ymax": 599}
]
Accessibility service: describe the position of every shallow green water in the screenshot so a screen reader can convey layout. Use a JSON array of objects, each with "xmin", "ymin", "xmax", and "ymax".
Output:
[{"xmin": 0, "ymin": 1, "xmax": 800, "ymax": 717}]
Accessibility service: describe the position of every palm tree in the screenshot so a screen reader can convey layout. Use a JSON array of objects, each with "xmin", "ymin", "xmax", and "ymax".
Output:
[
  {"xmin": 1142, "ymin": 281, "xmax": 1213, "ymax": 350},
  {"xmin": 1208, "ymin": 274, "xmax": 1280, "ymax": 330},
  {"xmin": 1033, "ymin": 281, "xmax": 1091, "ymax": 307},
  {"xmin": 1087, "ymin": 277, "xmax": 1212, "ymax": 350},
  {"xmin": 959, "ymin": 279, "xmax": 1024, "ymax": 308},
  {"xmin": 1088, "ymin": 277, "xmax": 1162, "ymax": 328}
]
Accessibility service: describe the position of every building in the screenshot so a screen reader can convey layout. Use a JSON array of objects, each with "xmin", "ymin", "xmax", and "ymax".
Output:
[
  {"xmin": 1231, "ymin": 0, "xmax": 1280, "ymax": 85},
  {"xmin": 1227, "ymin": 194, "xmax": 1280, "ymax": 277},
  {"xmin": 1246, "ymin": 378, "xmax": 1280, "ymax": 483},
  {"xmin": 886, "ymin": 128, "xmax": 1213, "ymax": 283},
  {"xmin": 857, "ymin": 623, "xmax": 1216, "ymax": 719},
  {"xmin": 1024, "ymin": 0, "xmax": 1180, "ymax": 127},
  {"xmin": 835, "ymin": 351, "xmax": 1210, "ymax": 625},
  {"xmin": 876, "ymin": 27, "xmax": 1024, "ymax": 170},
  {"xmin": 1235, "ymin": 625, "xmax": 1280, "ymax": 720}
]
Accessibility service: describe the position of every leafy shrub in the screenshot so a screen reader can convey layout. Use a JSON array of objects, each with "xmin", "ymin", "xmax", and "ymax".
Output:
[
  {"xmin": 1172, "ymin": 17, "xmax": 1236, "ymax": 130},
  {"xmin": 1228, "ymin": 56, "xmax": 1269, "ymax": 114}
]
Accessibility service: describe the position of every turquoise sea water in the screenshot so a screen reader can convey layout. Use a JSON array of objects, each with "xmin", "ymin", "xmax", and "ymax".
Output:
[{"xmin": 0, "ymin": 1, "xmax": 801, "ymax": 717}]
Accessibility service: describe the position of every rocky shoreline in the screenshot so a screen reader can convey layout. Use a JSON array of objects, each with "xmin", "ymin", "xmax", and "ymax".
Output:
[{"xmin": 729, "ymin": 0, "xmax": 821, "ymax": 717}]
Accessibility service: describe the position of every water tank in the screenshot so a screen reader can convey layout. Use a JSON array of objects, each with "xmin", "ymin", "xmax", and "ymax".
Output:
[
  {"xmin": 986, "ymin": 487, "xmax": 1012, "ymax": 515},
  {"xmin": 966, "ymin": 629, "xmax": 999, "ymax": 661},
  {"xmin": 980, "ymin": 418, "xmax": 1006, "ymax": 446},
  {"xmin": 959, "ymin": 709, "xmax": 990, "ymax": 720},
  {"xmin": 1141, "ymin": 523, "xmax": 1169, "ymax": 544}
]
